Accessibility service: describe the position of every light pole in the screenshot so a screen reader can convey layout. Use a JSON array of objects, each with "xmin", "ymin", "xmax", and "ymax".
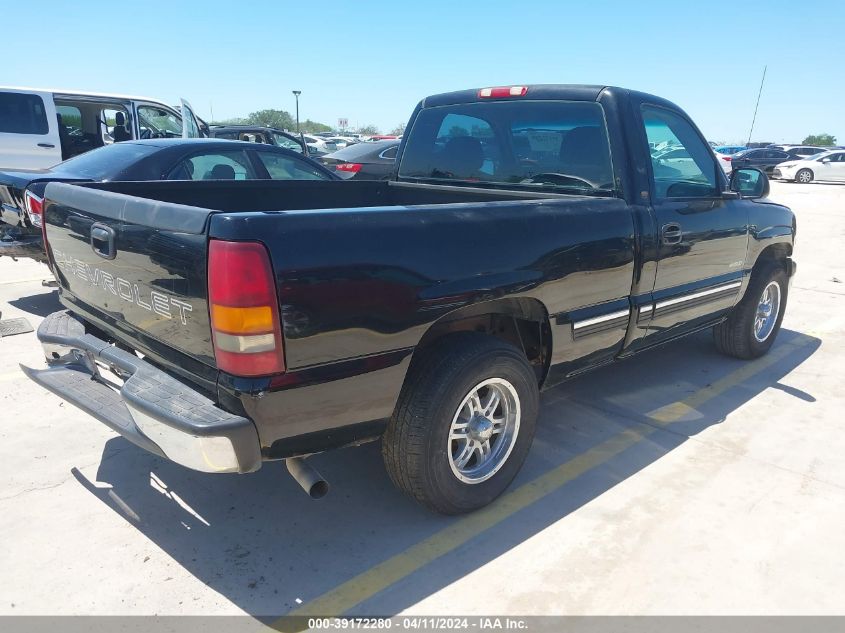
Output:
[{"xmin": 292, "ymin": 90, "xmax": 301, "ymax": 133}]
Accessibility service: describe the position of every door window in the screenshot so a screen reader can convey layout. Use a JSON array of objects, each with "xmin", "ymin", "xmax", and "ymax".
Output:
[
  {"xmin": 167, "ymin": 151, "xmax": 256, "ymax": 180},
  {"xmin": 137, "ymin": 105, "xmax": 182, "ymax": 138},
  {"xmin": 255, "ymin": 151, "xmax": 329, "ymax": 180},
  {"xmin": 180, "ymin": 100, "xmax": 201, "ymax": 138},
  {"xmin": 55, "ymin": 105, "xmax": 82, "ymax": 132},
  {"xmin": 0, "ymin": 92, "xmax": 48, "ymax": 134},
  {"xmin": 101, "ymin": 108, "xmax": 131, "ymax": 143},
  {"xmin": 642, "ymin": 105, "xmax": 717, "ymax": 198},
  {"xmin": 272, "ymin": 132, "xmax": 305, "ymax": 152}
]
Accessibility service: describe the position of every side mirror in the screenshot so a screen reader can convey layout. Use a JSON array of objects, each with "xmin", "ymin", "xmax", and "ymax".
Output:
[
  {"xmin": 729, "ymin": 167, "xmax": 769, "ymax": 199},
  {"xmin": 822, "ymin": 158, "xmax": 831, "ymax": 164}
]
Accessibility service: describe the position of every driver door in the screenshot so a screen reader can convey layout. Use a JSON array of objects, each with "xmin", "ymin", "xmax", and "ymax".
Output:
[
  {"xmin": 637, "ymin": 103, "xmax": 750, "ymax": 346},
  {"xmin": 816, "ymin": 152, "xmax": 845, "ymax": 182},
  {"xmin": 180, "ymin": 98, "xmax": 204, "ymax": 138}
]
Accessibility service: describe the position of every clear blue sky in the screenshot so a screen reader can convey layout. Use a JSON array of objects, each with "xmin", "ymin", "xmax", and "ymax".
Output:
[{"xmin": 4, "ymin": 0, "xmax": 844, "ymax": 144}]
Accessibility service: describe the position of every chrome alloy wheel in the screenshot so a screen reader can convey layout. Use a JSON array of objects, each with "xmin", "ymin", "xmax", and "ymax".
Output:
[
  {"xmin": 797, "ymin": 170, "xmax": 812, "ymax": 183},
  {"xmin": 754, "ymin": 281, "xmax": 782, "ymax": 342},
  {"xmin": 447, "ymin": 378, "xmax": 520, "ymax": 484}
]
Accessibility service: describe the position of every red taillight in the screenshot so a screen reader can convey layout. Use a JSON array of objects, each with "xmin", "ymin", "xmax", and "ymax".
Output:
[
  {"xmin": 335, "ymin": 163, "xmax": 362, "ymax": 173},
  {"xmin": 30, "ymin": 192, "xmax": 50, "ymax": 264},
  {"xmin": 478, "ymin": 86, "xmax": 528, "ymax": 98},
  {"xmin": 722, "ymin": 156, "xmax": 732, "ymax": 162},
  {"xmin": 208, "ymin": 240, "xmax": 285, "ymax": 377},
  {"xmin": 24, "ymin": 190, "xmax": 44, "ymax": 227}
]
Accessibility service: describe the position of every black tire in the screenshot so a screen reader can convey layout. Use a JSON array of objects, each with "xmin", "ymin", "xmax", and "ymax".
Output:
[
  {"xmin": 714, "ymin": 263, "xmax": 788, "ymax": 359},
  {"xmin": 795, "ymin": 168, "xmax": 814, "ymax": 184},
  {"xmin": 383, "ymin": 332, "xmax": 539, "ymax": 514}
]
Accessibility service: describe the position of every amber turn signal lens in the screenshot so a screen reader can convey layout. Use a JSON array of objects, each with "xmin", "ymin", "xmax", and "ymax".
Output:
[{"xmin": 211, "ymin": 305, "xmax": 274, "ymax": 335}]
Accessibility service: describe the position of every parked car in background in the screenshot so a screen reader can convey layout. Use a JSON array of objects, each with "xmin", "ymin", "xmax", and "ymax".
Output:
[
  {"xmin": 769, "ymin": 145, "xmax": 829, "ymax": 160},
  {"xmin": 773, "ymin": 150, "xmax": 845, "ymax": 183},
  {"xmin": 323, "ymin": 136, "xmax": 358, "ymax": 149},
  {"xmin": 301, "ymin": 134, "xmax": 337, "ymax": 155},
  {"xmin": 713, "ymin": 150, "xmax": 733, "ymax": 174},
  {"xmin": 730, "ymin": 148, "xmax": 790, "ymax": 174},
  {"xmin": 0, "ymin": 87, "xmax": 204, "ymax": 170},
  {"xmin": 0, "ymin": 139, "xmax": 337, "ymax": 260},
  {"xmin": 714, "ymin": 145, "xmax": 746, "ymax": 155},
  {"xmin": 653, "ymin": 146, "xmax": 731, "ymax": 175},
  {"xmin": 319, "ymin": 139, "xmax": 400, "ymax": 179},
  {"xmin": 208, "ymin": 125, "xmax": 308, "ymax": 155}
]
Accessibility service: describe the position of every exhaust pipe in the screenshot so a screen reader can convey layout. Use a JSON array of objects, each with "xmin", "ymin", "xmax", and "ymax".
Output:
[{"xmin": 286, "ymin": 457, "xmax": 329, "ymax": 499}]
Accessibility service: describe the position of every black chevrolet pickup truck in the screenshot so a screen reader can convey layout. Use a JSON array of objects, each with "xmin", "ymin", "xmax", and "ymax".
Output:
[{"xmin": 25, "ymin": 85, "xmax": 797, "ymax": 514}]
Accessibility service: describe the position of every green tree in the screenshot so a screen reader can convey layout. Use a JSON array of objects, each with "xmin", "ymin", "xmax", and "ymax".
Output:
[
  {"xmin": 357, "ymin": 124, "xmax": 380, "ymax": 135},
  {"xmin": 246, "ymin": 109, "xmax": 295, "ymax": 130},
  {"xmin": 302, "ymin": 120, "xmax": 332, "ymax": 134},
  {"xmin": 802, "ymin": 133, "xmax": 836, "ymax": 146},
  {"xmin": 211, "ymin": 117, "xmax": 247, "ymax": 126},
  {"xmin": 390, "ymin": 122, "xmax": 406, "ymax": 136}
]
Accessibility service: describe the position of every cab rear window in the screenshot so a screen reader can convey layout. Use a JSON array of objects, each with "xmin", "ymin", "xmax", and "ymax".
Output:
[
  {"xmin": 399, "ymin": 101, "xmax": 614, "ymax": 193},
  {"xmin": 0, "ymin": 92, "xmax": 49, "ymax": 135}
]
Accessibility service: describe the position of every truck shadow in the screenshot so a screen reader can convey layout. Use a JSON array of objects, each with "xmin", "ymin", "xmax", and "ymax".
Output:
[
  {"xmin": 74, "ymin": 328, "xmax": 819, "ymax": 619},
  {"xmin": 8, "ymin": 289, "xmax": 62, "ymax": 318}
]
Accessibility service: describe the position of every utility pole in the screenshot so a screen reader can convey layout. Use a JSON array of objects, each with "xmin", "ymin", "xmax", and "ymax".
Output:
[
  {"xmin": 292, "ymin": 90, "xmax": 301, "ymax": 133},
  {"xmin": 747, "ymin": 65, "xmax": 767, "ymax": 147}
]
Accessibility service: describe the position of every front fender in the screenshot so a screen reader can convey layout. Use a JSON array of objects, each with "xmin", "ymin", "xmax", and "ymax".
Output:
[{"xmin": 746, "ymin": 200, "xmax": 795, "ymax": 267}]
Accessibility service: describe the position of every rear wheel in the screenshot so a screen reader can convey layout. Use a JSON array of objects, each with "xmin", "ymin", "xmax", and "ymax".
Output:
[
  {"xmin": 796, "ymin": 168, "xmax": 814, "ymax": 183},
  {"xmin": 382, "ymin": 333, "xmax": 539, "ymax": 514},
  {"xmin": 714, "ymin": 263, "xmax": 788, "ymax": 359}
]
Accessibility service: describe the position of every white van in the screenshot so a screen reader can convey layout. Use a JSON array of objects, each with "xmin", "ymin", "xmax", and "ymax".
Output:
[{"xmin": 0, "ymin": 87, "xmax": 204, "ymax": 170}]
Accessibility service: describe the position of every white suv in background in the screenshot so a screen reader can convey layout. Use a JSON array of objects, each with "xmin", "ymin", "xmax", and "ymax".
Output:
[
  {"xmin": 773, "ymin": 150, "xmax": 845, "ymax": 183},
  {"xmin": 768, "ymin": 145, "xmax": 829, "ymax": 160},
  {"xmin": 0, "ymin": 87, "xmax": 204, "ymax": 170}
]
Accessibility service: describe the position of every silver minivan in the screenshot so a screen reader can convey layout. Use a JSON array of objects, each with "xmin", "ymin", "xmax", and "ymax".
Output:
[{"xmin": 0, "ymin": 87, "xmax": 204, "ymax": 170}]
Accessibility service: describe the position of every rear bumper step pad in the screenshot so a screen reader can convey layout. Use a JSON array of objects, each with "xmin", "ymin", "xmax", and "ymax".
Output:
[{"xmin": 23, "ymin": 310, "xmax": 262, "ymax": 473}]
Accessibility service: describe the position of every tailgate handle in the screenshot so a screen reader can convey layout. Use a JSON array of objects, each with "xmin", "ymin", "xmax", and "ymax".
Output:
[{"xmin": 90, "ymin": 224, "xmax": 116, "ymax": 260}]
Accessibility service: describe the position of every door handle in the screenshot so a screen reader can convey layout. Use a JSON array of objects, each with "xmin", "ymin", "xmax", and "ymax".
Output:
[
  {"xmin": 90, "ymin": 223, "xmax": 116, "ymax": 260},
  {"xmin": 37, "ymin": 143, "xmax": 56, "ymax": 148},
  {"xmin": 662, "ymin": 222, "xmax": 683, "ymax": 245}
]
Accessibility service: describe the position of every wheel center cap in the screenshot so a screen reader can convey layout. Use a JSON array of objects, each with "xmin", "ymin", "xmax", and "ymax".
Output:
[{"xmin": 468, "ymin": 417, "xmax": 494, "ymax": 442}]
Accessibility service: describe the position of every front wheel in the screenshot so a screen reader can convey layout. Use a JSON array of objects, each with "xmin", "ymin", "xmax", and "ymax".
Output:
[
  {"xmin": 714, "ymin": 264, "xmax": 788, "ymax": 359},
  {"xmin": 383, "ymin": 333, "xmax": 539, "ymax": 514},
  {"xmin": 796, "ymin": 168, "xmax": 814, "ymax": 183}
]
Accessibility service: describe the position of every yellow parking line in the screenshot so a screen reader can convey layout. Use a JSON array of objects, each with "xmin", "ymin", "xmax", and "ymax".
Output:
[{"xmin": 284, "ymin": 333, "xmax": 816, "ymax": 620}]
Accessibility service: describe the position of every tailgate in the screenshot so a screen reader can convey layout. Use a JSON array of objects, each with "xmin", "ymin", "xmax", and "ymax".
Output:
[{"xmin": 43, "ymin": 182, "xmax": 216, "ymax": 367}]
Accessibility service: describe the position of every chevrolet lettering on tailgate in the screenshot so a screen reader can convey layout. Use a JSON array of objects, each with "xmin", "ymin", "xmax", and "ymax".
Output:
[{"xmin": 52, "ymin": 248, "xmax": 194, "ymax": 325}]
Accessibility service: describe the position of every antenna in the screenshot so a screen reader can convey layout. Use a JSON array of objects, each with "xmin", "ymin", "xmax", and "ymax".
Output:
[{"xmin": 747, "ymin": 65, "xmax": 767, "ymax": 146}]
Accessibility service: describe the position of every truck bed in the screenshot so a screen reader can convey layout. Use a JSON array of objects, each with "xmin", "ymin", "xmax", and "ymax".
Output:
[
  {"xmin": 43, "ymin": 179, "xmax": 633, "ymax": 395},
  {"xmin": 83, "ymin": 178, "xmax": 581, "ymax": 212}
]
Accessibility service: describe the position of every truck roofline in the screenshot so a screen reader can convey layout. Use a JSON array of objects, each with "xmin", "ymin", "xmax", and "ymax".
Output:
[{"xmin": 418, "ymin": 84, "xmax": 685, "ymax": 114}]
